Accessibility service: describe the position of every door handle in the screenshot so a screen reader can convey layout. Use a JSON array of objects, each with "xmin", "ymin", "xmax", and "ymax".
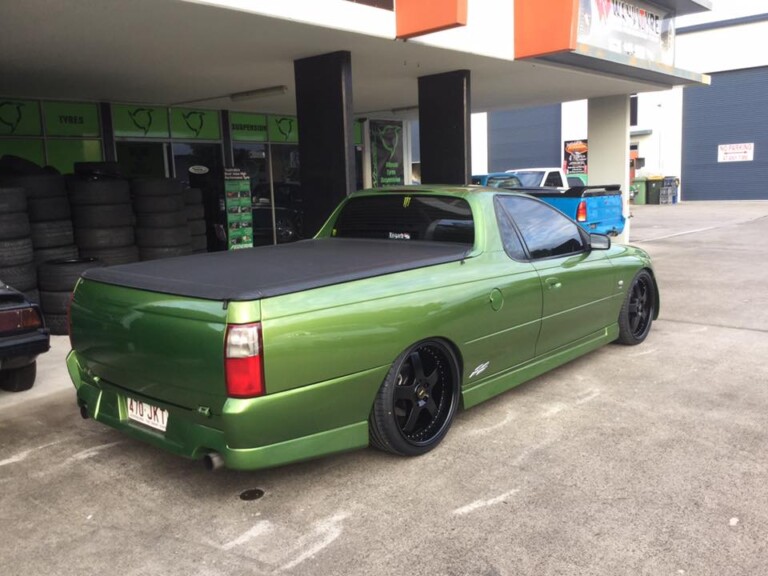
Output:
[{"xmin": 545, "ymin": 277, "xmax": 562, "ymax": 290}]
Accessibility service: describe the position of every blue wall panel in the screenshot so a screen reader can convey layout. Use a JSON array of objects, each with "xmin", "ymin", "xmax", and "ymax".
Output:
[
  {"xmin": 487, "ymin": 105, "xmax": 561, "ymax": 173},
  {"xmin": 682, "ymin": 67, "xmax": 768, "ymax": 200}
]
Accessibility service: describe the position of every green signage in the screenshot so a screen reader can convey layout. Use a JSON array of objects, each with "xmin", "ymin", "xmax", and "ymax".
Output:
[
  {"xmin": 46, "ymin": 139, "xmax": 103, "ymax": 174},
  {"xmin": 268, "ymin": 116, "xmax": 299, "ymax": 143},
  {"xmin": 0, "ymin": 99, "xmax": 42, "ymax": 136},
  {"xmin": 44, "ymin": 102, "xmax": 100, "ymax": 137},
  {"xmin": 230, "ymin": 112, "xmax": 268, "ymax": 142},
  {"xmin": 0, "ymin": 139, "xmax": 45, "ymax": 166},
  {"xmin": 171, "ymin": 108, "xmax": 221, "ymax": 140},
  {"xmin": 354, "ymin": 120, "xmax": 363, "ymax": 147},
  {"xmin": 370, "ymin": 119, "xmax": 404, "ymax": 187},
  {"xmin": 224, "ymin": 168, "xmax": 253, "ymax": 249},
  {"xmin": 113, "ymin": 104, "xmax": 170, "ymax": 138}
]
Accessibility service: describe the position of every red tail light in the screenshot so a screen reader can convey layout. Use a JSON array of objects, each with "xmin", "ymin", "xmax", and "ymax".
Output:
[
  {"xmin": 225, "ymin": 323, "xmax": 265, "ymax": 398},
  {"xmin": 0, "ymin": 307, "xmax": 43, "ymax": 333},
  {"xmin": 576, "ymin": 200, "xmax": 587, "ymax": 222}
]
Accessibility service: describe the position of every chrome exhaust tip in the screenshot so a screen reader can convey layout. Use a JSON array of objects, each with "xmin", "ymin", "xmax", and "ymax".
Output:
[{"xmin": 203, "ymin": 452, "xmax": 225, "ymax": 471}]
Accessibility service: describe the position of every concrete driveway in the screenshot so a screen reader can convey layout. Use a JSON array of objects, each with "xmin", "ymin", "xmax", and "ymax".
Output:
[{"xmin": 2, "ymin": 201, "xmax": 767, "ymax": 576}]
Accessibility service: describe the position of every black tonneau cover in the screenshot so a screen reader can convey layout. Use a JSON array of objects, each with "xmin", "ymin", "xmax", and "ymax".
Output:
[{"xmin": 82, "ymin": 238, "xmax": 471, "ymax": 302}]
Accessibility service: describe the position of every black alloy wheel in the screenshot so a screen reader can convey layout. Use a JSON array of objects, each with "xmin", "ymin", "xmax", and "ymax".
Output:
[
  {"xmin": 617, "ymin": 269, "xmax": 655, "ymax": 345},
  {"xmin": 370, "ymin": 340, "xmax": 459, "ymax": 456}
]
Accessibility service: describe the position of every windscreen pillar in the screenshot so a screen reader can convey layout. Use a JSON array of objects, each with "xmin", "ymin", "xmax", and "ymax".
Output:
[
  {"xmin": 418, "ymin": 70, "xmax": 471, "ymax": 185},
  {"xmin": 294, "ymin": 51, "xmax": 356, "ymax": 236},
  {"xmin": 588, "ymin": 95, "xmax": 631, "ymax": 243}
]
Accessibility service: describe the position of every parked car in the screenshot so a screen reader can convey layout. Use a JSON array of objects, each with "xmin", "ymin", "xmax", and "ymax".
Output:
[
  {"xmin": 0, "ymin": 281, "xmax": 49, "ymax": 392},
  {"xmin": 514, "ymin": 185, "xmax": 626, "ymax": 237},
  {"xmin": 67, "ymin": 186, "xmax": 659, "ymax": 470}
]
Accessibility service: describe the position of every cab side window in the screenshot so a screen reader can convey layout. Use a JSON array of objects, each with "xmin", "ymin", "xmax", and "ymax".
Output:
[
  {"xmin": 497, "ymin": 195, "xmax": 586, "ymax": 259},
  {"xmin": 494, "ymin": 198, "xmax": 527, "ymax": 261}
]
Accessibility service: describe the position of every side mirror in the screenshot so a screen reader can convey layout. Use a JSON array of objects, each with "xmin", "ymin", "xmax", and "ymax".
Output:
[{"xmin": 589, "ymin": 233, "xmax": 611, "ymax": 251}]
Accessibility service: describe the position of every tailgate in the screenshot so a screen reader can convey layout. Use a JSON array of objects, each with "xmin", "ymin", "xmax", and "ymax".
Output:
[
  {"xmin": 70, "ymin": 278, "xmax": 234, "ymax": 412},
  {"xmin": 585, "ymin": 192, "xmax": 624, "ymax": 233}
]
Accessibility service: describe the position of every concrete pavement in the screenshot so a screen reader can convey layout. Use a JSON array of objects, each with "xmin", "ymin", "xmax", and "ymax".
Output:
[{"xmin": 1, "ymin": 200, "xmax": 767, "ymax": 576}]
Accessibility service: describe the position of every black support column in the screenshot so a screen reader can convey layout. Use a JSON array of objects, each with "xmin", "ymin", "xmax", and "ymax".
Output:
[
  {"xmin": 417, "ymin": 70, "xmax": 471, "ymax": 185},
  {"xmin": 294, "ymin": 51, "xmax": 356, "ymax": 236}
]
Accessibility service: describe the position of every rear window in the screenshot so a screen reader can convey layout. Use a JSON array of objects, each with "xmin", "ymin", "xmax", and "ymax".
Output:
[{"xmin": 332, "ymin": 194, "xmax": 474, "ymax": 245}]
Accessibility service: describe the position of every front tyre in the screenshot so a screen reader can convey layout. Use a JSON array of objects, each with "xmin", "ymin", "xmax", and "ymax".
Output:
[
  {"xmin": 369, "ymin": 340, "xmax": 460, "ymax": 456},
  {"xmin": 617, "ymin": 269, "xmax": 656, "ymax": 345}
]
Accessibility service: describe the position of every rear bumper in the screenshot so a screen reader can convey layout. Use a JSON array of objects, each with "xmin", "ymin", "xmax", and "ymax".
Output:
[
  {"xmin": 67, "ymin": 350, "xmax": 384, "ymax": 470},
  {"xmin": 0, "ymin": 330, "xmax": 50, "ymax": 370}
]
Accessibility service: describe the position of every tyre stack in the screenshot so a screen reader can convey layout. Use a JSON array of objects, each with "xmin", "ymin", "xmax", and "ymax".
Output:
[
  {"xmin": 1, "ymin": 175, "xmax": 78, "ymax": 268},
  {"xmin": 68, "ymin": 178, "xmax": 140, "ymax": 266},
  {"xmin": 0, "ymin": 187, "xmax": 37, "ymax": 301},
  {"xmin": 184, "ymin": 187, "xmax": 208, "ymax": 254},
  {"xmin": 38, "ymin": 258, "xmax": 104, "ymax": 335},
  {"xmin": 131, "ymin": 179, "xmax": 193, "ymax": 261}
]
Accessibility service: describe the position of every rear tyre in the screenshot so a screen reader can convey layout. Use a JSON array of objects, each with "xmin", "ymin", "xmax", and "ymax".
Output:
[
  {"xmin": 369, "ymin": 339, "xmax": 460, "ymax": 456},
  {"xmin": 0, "ymin": 362, "xmax": 36, "ymax": 392},
  {"xmin": 616, "ymin": 269, "xmax": 656, "ymax": 345}
]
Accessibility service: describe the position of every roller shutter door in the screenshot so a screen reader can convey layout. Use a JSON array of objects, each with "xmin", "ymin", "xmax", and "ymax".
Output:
[
  {"xmin": 488, "ymin": 105, "xmax": 561, "ymax": 172},
  {"xmin": 682, "ymin": 67, "xmax": 768, "ymax": 200}
]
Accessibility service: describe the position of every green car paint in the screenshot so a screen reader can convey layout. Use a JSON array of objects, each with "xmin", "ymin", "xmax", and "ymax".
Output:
[{"xmin": 67, "ymin": 186, "xmax": 659, "ymax": 470}]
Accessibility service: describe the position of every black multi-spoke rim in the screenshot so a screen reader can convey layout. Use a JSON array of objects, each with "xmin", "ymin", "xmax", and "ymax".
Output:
[
  {"xmin": 393, "ymin": 344, "xmax": 454, "ymax": 445},
  {"xmin": 628, "ymin": 276, "xmax": 653, "ymax": 339}
]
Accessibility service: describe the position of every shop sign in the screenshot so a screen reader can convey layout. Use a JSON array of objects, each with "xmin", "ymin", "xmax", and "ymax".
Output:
[
  {"xmin": 230, "ymin": 113, "xmax": 268, "ymax": 142},
  {"xmin": 564, "ymin": 139, "xmax": 588, "ymax": 174},
  {"xmin": 112, "ymin": 104, "xmax": 170, "ymax": 138},
  {"xmin": 171, "ymin": 108, "xmax": 221, "ymax": 140},
  {"xmin": 44, "ymin": 102, "xmax": 100, "ymax": 137},
  {"xmin": 268, "ymin": 116, "xmax": 299, "ymax": 143},
  {"xmin": 577, "ymin": 0, "xmax": 675, "ymax": 67},
  {"xmin": 0, "ymin": 99, "xmax": 42, "ymax": 136},
  {"xmin": 370, "ymin": 119, "xmax": 404, "ymax": 187},
  {"xmin": 224, "ymin": 168, "xmax": 254, "ymax": 250},
  {"xmin": 718, "ymin": 143, "xmax": 754, "ymax": 163}
]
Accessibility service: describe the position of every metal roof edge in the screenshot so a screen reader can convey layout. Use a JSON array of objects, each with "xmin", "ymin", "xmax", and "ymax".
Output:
[{"xmin": 678, "ymin": 13, "xmax": 768, "ymax": 35}]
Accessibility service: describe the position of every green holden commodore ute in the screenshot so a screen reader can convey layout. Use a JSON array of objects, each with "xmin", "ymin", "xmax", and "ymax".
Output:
[{"xmin": 67, "ymin": 186, "xmax": 659, "ymax": 471}]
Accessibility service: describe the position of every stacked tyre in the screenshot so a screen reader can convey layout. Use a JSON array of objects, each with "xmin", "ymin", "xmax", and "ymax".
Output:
[
  {"xmin": 1, "ymin": 174, "xmax": 78, "ymax": 268},
  {"xmin": 0, "ymin": 187, "xmax": 37, "ymax": 301},
  {"xmin": 184, "ymin": 187, "xmax": 208, "ymax": 254},
  {"xmin": 68, "ymin": 178, "xmax": 139, "ymax": 266},
  {"xmin": 131, "ymin": 179, "xmax": 192, "ymax": 261},
  {"xmin": 38, "ymin": 258, "xmax": 104, "ymax": 335}
]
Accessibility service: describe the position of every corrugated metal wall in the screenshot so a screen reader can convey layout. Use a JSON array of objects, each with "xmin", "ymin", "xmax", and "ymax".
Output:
[
  {"xmin": 682, "ymin": 67, "xmax": 768, "ymax": 200},
  {"xmin": 487, "ymin": 105, "xmax": 561, "ymax": 172}
]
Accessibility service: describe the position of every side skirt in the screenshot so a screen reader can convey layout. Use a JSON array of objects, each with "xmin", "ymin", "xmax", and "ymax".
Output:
[{"xmin": 461, "ymin": 324, "xmax": 619, "ymax": 410}]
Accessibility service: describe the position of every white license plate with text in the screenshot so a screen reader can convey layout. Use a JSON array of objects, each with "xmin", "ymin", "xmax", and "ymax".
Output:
[{"xmin": 126, "ymin": 397, "xmax": 168, "ymax": 432}]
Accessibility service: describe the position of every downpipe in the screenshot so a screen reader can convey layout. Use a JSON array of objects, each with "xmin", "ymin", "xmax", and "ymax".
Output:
[{"xmin": 203, "ymin": 452, "xmax": 225, "ymax": 472}]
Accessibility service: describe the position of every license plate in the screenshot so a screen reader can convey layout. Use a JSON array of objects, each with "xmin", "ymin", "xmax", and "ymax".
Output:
[{"xmin": 126, "ymin": 397, "xmax": 168, "ymax": 432}]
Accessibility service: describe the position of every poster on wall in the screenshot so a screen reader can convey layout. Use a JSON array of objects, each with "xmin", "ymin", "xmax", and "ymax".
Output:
[
  {"xmin": 577, "ymin": 0, "xmax": 675, "ymax": 67},
  {"xmin": 370, "ymin": 119, "xmax": 404, "ymax": 187},
  {"xmin": 224, "ymin": 168, "xmax": 253, "ymax": 250},
  {"xmin": 564, "ymin": 139, "xmax": 589, "ymax": 175}
]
